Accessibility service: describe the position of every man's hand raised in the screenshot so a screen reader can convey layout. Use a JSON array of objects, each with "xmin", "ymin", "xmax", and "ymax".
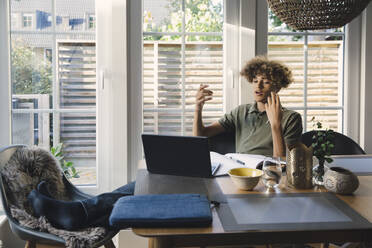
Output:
[
  {"xmin": 265, "ymin": 91, "xmax": 283, "ymax": 129},
  {"xmin": 195, "ymin": 84, "xmax": 213, "ymax": 111}
]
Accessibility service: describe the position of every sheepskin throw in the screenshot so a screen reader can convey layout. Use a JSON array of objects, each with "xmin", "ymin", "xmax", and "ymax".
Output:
[
  {"xmin": 2, "ymin": 146, "xmax": 68, "ymax": 213},
  {"xmin": 11, "ymin": 207, "xmax": 107, "ymax": 248},
  {"xmin": 1, "ymin": 146, "xmax": 107, "ymax": 248}
]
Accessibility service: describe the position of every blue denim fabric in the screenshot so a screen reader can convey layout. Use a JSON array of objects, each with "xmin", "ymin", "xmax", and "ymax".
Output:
[
  {"xmin": 28, "ymin": 181, "xmax": 136, "ymax": 230},
  {"xmin": 81, "ymin": 181, "xmax": 136, "ymax": 228},
  {"xmin": 109, "ymin": 194, "xmax": 212, "ymax": 229}
]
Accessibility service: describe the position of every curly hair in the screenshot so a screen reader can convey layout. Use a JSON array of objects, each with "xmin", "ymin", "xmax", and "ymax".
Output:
[{"xmin": 240, "ymin": 56, "xmax": 294, "ymax": 91}]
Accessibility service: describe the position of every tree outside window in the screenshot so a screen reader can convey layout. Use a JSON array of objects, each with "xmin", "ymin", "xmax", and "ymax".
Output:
[
  {"xmin": 143, "ymin": 0, "xmax": 223, "ymax": 41},
  {"xmin": 11, "ymin": 39, "xmax": 52, "ymax": 95}
]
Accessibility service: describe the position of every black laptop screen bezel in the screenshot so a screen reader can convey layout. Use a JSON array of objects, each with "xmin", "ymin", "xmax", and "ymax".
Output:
[{"xmin": 141, "ymin": 134, "xmax": 213, "ymax": 178}]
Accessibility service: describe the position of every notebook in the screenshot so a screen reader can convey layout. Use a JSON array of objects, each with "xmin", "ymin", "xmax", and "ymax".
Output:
[
  {"xmin": 210, "ymin": 152, "xmax": 267, "ymax": 176},
  {"xmin": 142, "ymin": 134, "xmax": 220, "ymax": 178}
]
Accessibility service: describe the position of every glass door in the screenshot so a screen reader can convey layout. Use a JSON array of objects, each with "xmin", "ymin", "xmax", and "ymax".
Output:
[{"xmin": 9, "ymin": 0, "xmax": 97, "ymax": 185}]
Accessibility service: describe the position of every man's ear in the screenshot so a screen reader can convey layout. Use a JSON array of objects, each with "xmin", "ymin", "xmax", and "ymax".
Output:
[{"xmin": 270, "ymin": 83, "xmax": 280, "ymax": 93}]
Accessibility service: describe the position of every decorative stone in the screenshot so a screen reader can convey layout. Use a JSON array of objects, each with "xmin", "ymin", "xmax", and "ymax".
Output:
[{"xmin": 324, "ymin": 167, "xmax": 359, "ymax": 195}]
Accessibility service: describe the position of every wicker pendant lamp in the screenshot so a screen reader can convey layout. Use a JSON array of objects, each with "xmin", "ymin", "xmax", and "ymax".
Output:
[{"xmin": 267, "ymin": 0, "xmax": 372, "ymax": 30}]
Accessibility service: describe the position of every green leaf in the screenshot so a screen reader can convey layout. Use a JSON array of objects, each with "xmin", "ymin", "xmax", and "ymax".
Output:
[
  {"xmin": 64, "ymin": 161, "xmax": 73, "ymax": 167},
  {"xmin": 50, "ymin": 142, "xmax": 80, "ymax": 179},
  {"xmin": 55, "ymin": 143, "xmax": 63, "ymax": 154},
  {"xmin": 325, "ymin": 157, "xmax": 333, "ymax": 163}
]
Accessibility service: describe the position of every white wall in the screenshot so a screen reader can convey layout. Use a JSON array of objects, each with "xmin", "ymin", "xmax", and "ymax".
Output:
[
  {"xmin": 360, "ymin": 3, "xmax": 372, "ymax": 153},
  {"xmin": 344, "ymin": 15, "xmax": 361, "ymax": 144}
]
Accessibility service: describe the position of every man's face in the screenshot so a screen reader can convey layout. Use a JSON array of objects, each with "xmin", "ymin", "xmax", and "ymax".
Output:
[{"xmin": 252, "ymin": 74, "xmax": 275, "ymax": 103}]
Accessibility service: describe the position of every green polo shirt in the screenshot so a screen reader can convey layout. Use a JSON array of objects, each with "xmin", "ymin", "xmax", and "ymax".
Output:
[{"xmin": 218, "ymin": 103, "xmax": 303, "ymax": 156}]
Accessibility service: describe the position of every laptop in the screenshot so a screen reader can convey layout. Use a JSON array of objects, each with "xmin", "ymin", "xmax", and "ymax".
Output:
[{"xmin": 141, "ymin": 134, "xmax": 220, "ymax": 178}]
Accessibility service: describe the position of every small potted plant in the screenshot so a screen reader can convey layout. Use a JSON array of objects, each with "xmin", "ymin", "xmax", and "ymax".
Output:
[
  {"xmin": 311, "ymin": 118, "xmax": 335, "ymax": 186},
  {"xmin": 51, "ymin": 143, "xmax": 80, "ymax": 179}
]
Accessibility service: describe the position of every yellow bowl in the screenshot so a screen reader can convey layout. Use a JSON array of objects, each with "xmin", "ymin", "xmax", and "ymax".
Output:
[{"xmin": 228, "ymin": 167, "xmax": 263, "ymax": 191}]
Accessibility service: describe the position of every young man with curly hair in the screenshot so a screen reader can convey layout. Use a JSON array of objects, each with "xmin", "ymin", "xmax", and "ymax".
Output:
[{"xmin": 193, "ymin": 56, "xmax": 303, "ymax": 157}]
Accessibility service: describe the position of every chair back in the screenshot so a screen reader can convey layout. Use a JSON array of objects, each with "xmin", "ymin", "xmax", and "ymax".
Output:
[
  {"xmin": 301, "ymin": 131, "xmax": 366, "ymax": 155},
  {"xmin": 0, "ymin": 145, "xmax": 66, "ymax": 244},
  {"xmin": 208, "ymin": 132, "xmax": 235, "ymax": 155},
  {"xmin": 0, "ymin": 145, "xmax": 24, "ymax": 220},
  {"xmin": 0, "ymin": 145, "xmax": 118, "ymax": 247}
]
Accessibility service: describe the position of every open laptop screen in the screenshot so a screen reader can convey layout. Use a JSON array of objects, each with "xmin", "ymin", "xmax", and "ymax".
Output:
[{"xmin": 141, "ymin": 134, "xmax": 213, "ymax": 178}]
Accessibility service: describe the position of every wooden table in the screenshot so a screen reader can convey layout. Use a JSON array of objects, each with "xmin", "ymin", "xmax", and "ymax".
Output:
[{"xmin": 133, "ymin": 160, "xmax": 372, "ymax": 248}]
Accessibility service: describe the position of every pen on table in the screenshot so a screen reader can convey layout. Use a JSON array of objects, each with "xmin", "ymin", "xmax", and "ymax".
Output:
[
  {"xmin": 236, "ymin": 159, "xmax": 245, "ymax": 165},
  {"xmin": 212, "ymin": 163, "xmax": 221, "ymax": 176},
  {"xmin": 228, "ymin": 157, "xmax": 246, "ymax": 166}
]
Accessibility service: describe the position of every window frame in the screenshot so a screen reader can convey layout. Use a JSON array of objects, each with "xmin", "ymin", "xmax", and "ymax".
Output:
[
  {"xmin": 142, "ymin": 0, "xmax": 224, "ymax": 136},
  {"xmin": 96, "ymin": 0, "xmax": 129, "ymax": 191},
  {"xmin": 267, "ymin": 30, "xmax": 345, "ymax": 133},
  {"xmin": 126, "ymin": 0, "xmax": 264, "ymax": 179},
  {"xmin": 3, "ymin": 0, "xmax": 98, "ymax": 194},
  {"xmin": 261, "ymin": 6, "xmax": 367, "ymax": 146},
  {"xmin": 44, "ymin": 48, "xmax": 52, "ymax": 62},
  {"xmin": 0, "ymin": 0, "xmax": 11, "ymax": 148},
  {"xmin": 22, "ymin": 13, "xmax": 33, "ymax": 28},
  {"xmin": 87, "ymin": 14, "xmax": 96, "ymax": 30}
]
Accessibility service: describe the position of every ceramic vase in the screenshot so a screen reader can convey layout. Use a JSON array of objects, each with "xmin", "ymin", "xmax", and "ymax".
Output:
[
  {"xmin": 286, "ymin": 143, "xmax": 313, "ymax": 189},
  {"xmin": 324, "ymin": 167, "xmax": 359, "ymax": 194}
]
